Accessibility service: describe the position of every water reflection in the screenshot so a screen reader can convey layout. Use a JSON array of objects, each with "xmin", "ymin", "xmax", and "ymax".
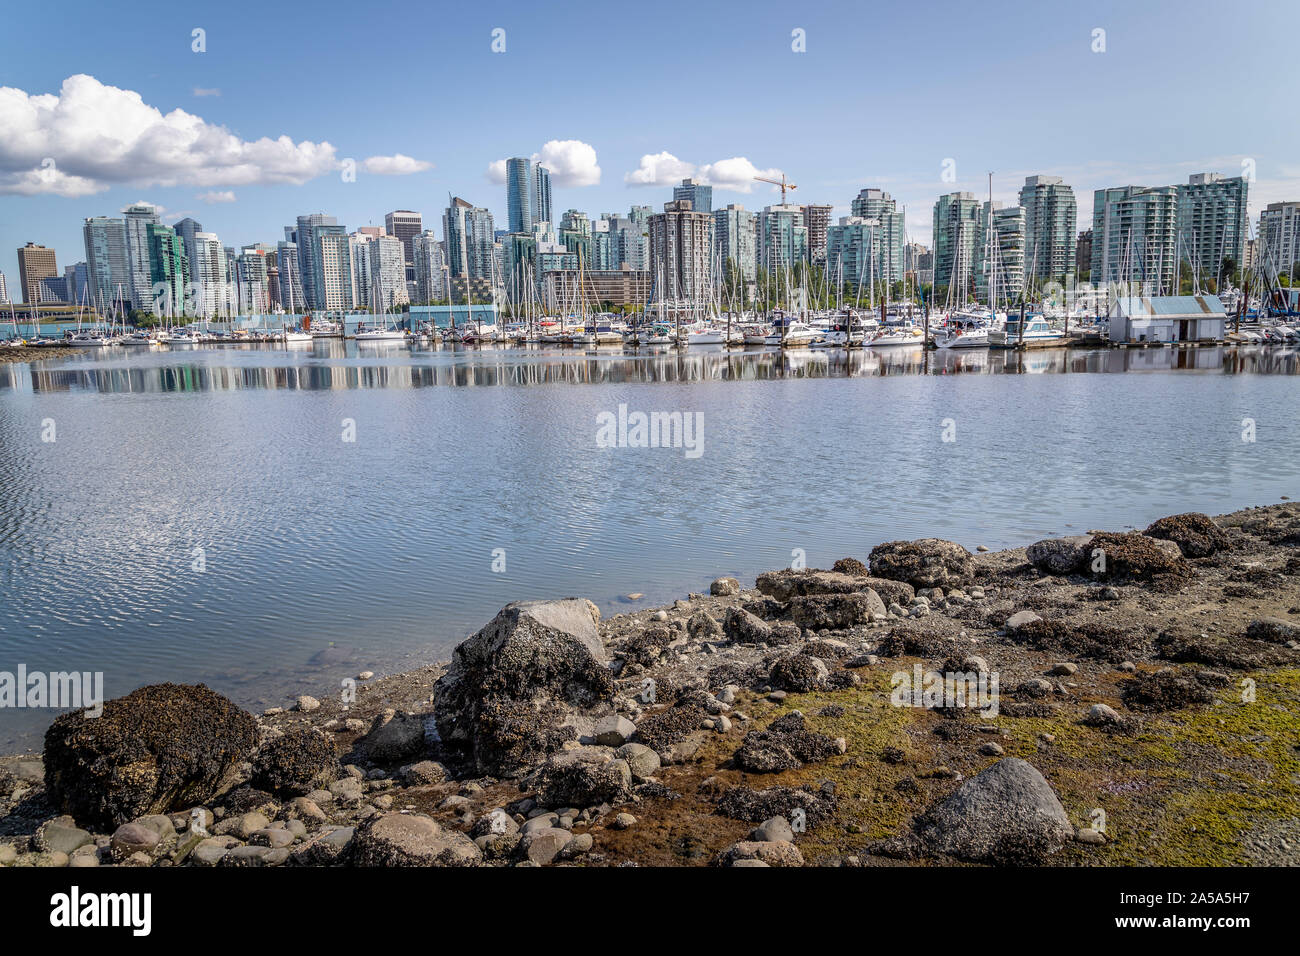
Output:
[{"xmin": 3, "ymin": 343, "xmax": 1296, "ymax": 394}]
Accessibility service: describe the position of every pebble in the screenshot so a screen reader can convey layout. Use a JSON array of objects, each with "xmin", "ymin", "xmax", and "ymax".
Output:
[
  {"xmin": 978, "ymin": 742, "xmax": 1005, "ymax": 757},
  {"xmin": 1049, "ymin": 662, "xmax": 1078, "ymax": 676},
  {"xmin": 357, "ymin": 671, "xmax": 374, "ymax": 680},
  {"xmin": 295, "ymin": 695, "xmax": 321, "ymax": 713},
  {"xmin": 612, "ymin": 813, "xmax": 637, "ymax": 830}
]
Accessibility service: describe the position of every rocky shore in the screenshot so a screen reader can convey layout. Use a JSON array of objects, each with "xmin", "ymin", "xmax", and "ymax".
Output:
[
  {"xmin": 3, "ymin": 502, "xmax": 1299, "ymax": 868},
  {"xmin": 0, "ymin": 345, "xmax": 75, "ymax": 364}
]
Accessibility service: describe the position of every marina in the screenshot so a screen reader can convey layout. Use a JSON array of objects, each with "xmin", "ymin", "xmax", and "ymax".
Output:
[{"xmin": 1, "ymin": 340, "xmax": 1297, "ymax": 750}]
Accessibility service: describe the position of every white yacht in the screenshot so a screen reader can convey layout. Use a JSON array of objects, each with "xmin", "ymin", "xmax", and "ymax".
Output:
[
  {"xmin": 867, "ymin": 325, "xmax": 926, "ymax": 347},
  {"xmin": 989, "ymin": 314, "xmax": 1067, "ymax": 348},
  {"xmin": 67, "ymin": 330, "xmax": 116, "ymax": 347}
]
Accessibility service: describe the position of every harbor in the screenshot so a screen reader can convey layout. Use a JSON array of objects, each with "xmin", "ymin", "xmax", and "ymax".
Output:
[{"xmin": 1, "ymin": 339, "xmax": 1297, "ymax": 752}]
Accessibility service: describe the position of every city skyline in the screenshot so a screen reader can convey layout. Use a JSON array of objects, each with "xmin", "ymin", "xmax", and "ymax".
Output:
[{"xmin": 2, "ymin": 0, "xmax": 1298, "ymax": 286}]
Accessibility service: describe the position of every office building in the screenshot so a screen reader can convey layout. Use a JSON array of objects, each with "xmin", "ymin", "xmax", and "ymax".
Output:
[
  {"xmin": 975, "ymin": 202, "xmax": 1026, "ymax": 304},
  {"xmin": 1018, "ymin": 176, "xmax": 1077, "ymax": 282},
  {"xmin": 17, "ymin": 242, "xmax": 58, "ymax": 305},
  {"xmin": 147, "ymin": 223, "xmax": 191, "ymax": 316},
  {"xmin": 849, "ymin": 189, "xmax": 906, "ymax": 286},
  {"xmin": 1258, "ymin": 201, "xmax": 1300, "ymax": 277},
  {"xmin": 444, "ymin": 198, "xmax": 496, "ymax": 280},
  {"xmin": 1177, "ymin": 173, "xmax": 1249, "ymax": 280},
  {"xmin": 932, "ymin": 192, "xmax": 981, "ymax": 294},
  {"xmin": 83, "ymin": 217, "xmax": 131, "ymax": 312},
  {"xmin": 412, "ymin": 231, "xmax": 447, "ymax": 303},
  {"xmin": 757, "ymin": 205, "xmax": 807, "ymax": 275},
  {"xmin": 673, "ymin": 178, "xmax": 712, "ymax": 215},
  {"xmin": 713, "ymin": 204, "xmax": 757, "ymax": 282},
  {"xmin": 1091, "ymin": 185, "xmax": 1179, "ymax": 292},
  {"xmin": 122, "ymin": 203, "xmax": 161, "ymax": 309},
  {"xmin": 648, "ymin": 199, "xmax": 714, "ymax": 305},
  {"xmin": 384, "ymin": 210, "xmax": 423, "ymax": 281},
  {"xmin": 801, "ymin": 204, "xmax": 832, "ymax": 265}
]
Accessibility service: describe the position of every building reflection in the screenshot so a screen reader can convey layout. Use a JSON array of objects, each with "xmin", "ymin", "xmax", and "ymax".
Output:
[{"xmin": 7, "ymin": 341, "xmax": 1298, "ymax": 395}]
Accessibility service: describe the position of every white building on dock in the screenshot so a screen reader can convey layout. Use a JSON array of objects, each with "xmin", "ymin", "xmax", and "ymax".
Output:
[{"xmin": 1109, "ymin": 294, "xmax": 1226, "ymax": 344}]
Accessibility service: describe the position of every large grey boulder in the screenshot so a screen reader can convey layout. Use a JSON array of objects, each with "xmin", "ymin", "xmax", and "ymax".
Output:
[
  {"xmin": 360, "ymin": 710, "xmax": 426, "ymax": 764},
  {"xmin": 756, "ymin": 569, "xmax": 914, "ymax": 607},
  {"xmin": 913, "ymin": 758, "xmax": 1073, "ymax": 864},
  {"xmin": 433, "ymin": 600, "xmax": 614, "ymax": 777},
  {"xmin": 786, "ymin": 591, "xmax": 886, "ymax": 629},
  {"xmin": 351, "ymin": 813, "xmax": 482, "ymax": 867},
  {"xmin": 868, "ymin": 539, "xmax": 975, "ymax": 588},
  {"xmin": 1026, "ymin": 535, "xmax": 1094, "ymax": 575}
]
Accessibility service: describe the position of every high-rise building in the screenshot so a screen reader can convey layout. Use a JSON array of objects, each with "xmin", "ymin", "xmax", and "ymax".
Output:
[
  {"xmin": 975, "ymin": 203, "xmax": 1026, "ymax": 304},
  {"xmin": 1177, "ymin": 173, "xmax": 1249, "ymax": 281},
  {"xmin": 560, "ymin": 209, "xmax": 592, "ymax": 264},
  {"xmin": 648, "ymin": 199, "xmax": 714, "ymax": 305},
  {"xmin": 825, "ymin": 217, "xmax": 878, "ymax": 290},
  {"xmin": 0, "ymin": 272, "xmax": 7, "ymax": 304},
  {"xmin": 62, "ymin": 262, "xmax": 88, "ymax": 307},
  {"xmin": 275, "ymin": 240, "xmax": 303, "ymax": 313},
  {"xmin": 292, "ymin": 214, "xmax": 336, "ymax": 310},
  {"xmin": 122, "ymin": 203, "xmax": 161, "ymax": 310},
  {"xmin": 1091, "ymin": 185, "xmax": 1179, "ymax": 292},
  {"xmin": 82, "ymin": 217, "xmax": 131, "ymax": 311},
  {"xmin": 533, "ymin": 165, "xmax": 553, "ymax": 227},
  {"xmin": 172, "ymin": 218, "xmax": 203, "ymax": 274},
  {"xmin": 293, "ymin": 215, "xmax": 351, "ymax": 310},
  {"xmin": 1075, "ymin": 229, "xmax": 1093, "ymax": 280},
  {"xmin": 849, "ymin": 189, "xmax": 906, "ymax": 286},
  {"xmin": 368, "ymin": 235, "xmax": 409, "ymax": 311},
  {"xmin": 16, "ymin": 242, "xmax": 57, "ymax": 305},
  {"xmin": 932, "ymin": 193, "xmax": 981, "ymax": 294},
  {"xmin": 1018, "ymin": 176, "xmax": 1077, "ymax": 282},
  {"xmin": 316, "ymin": 232, "xmax": 354, "ymax": 311},
  {"xmin": 147, "ymin": 223, "xmax": 191, "ymax": 316},
  {"xmin": 349, "ymin": 233, "xmax": 376, "ymax": 309},
  {"xmin": 1258, "ymin": 201, "xmax": 1300, "ymax": 278},
  {"xmin": 412, "ymin": 231, "xmax": 447, "ymax": 303},
  {"xmin": 800, "ymin": 204, "xmax": 833, "ymax": 266},
  {"xmin": 192, "ymin": 233, "xmax": 229, "ymax": 317},
  {"xmin": 38, "ymin": 277, "xmax": 68, "ymax": 303},
  {"xmin": 443, "ymin": 198, "xmax": 495, "ymax": 280},
  {"xmin": 234, "ymin": 249, "xmax": 270, "ymax": 313},
  {"xmin": 384, "ymin": 210, "xmax": 423, "ymax": 281},
  {"xmin": 506, "ymin": 158, "xmax": 534, "ymax": 235},
  {"xmin": 713, "ymin": 204, "xmax": 758, "ymax": 282},
  {"xmin": 757, "ymin": 205, "xmax": 808, "ymax": 276},
  {"xmin": 673, "ymin": 178, "xmax": 712, "ymax": 215}
]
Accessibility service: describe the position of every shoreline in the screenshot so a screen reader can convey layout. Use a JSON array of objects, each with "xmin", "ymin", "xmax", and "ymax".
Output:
[{"xmin": 2, "ymin": 500, "xmax": 1299, "ymax": 867}]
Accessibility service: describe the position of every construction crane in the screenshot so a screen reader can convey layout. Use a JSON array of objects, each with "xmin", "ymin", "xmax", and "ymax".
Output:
[{"xmin": 753, "ymin": 173, "xmax": 797, "ymax": 204}]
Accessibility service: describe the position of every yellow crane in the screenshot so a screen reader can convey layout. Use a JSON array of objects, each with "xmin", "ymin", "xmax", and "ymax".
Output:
[{"xmin": 753, "ymin": 173, "xmax": 798, "ymax": 204}]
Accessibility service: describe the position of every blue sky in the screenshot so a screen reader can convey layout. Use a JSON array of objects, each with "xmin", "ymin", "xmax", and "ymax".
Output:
[{"xmin": 2, "ymin": 0, "xmax": 1297, "ymax": 287}]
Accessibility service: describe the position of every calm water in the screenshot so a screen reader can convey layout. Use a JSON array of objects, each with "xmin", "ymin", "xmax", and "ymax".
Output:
[{"xmin": 1, "ymin": 341, "xmax": 1297, "ymax": 749}]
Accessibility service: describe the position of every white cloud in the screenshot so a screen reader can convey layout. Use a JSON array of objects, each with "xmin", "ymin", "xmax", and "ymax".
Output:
[
  {"xmin": 487, "ymin": 140, "xmax": 601, "ymax": 189},
  {"xmin": 624, "ymin": 151, "xmax": 696, "ymax": 187},
  {"xmin": 533, "ymin": 140, "xmax": 600, "ymax": 187},
  {"xmin": 361, "ymin": 153, "xmax": 432, "ymax": 176},
  {"xmin": 0, "ymin": 74, "xmax": 342, "ymax": 196},
  {"xmin": 623, "ymin": 152, "xmax": 784, "ymax": 193},
  {"xmin": 198, "ymin": 190, "xmax": 236, "ymax": 203},
  {"xmin": 699, "ymin": 157, "xmax": 785, "ymax": 193},
  {"xmin": 192, "ymin": 88, "xmax": 221, "ymax": 97}
]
